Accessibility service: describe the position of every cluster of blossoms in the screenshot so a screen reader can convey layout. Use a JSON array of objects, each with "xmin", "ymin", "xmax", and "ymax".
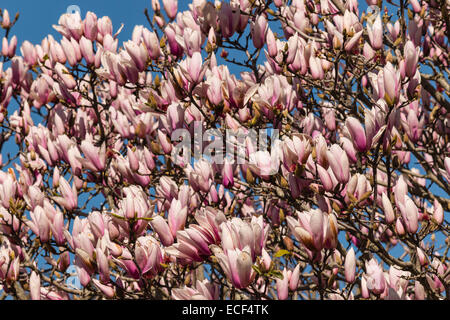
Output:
[{"xmin": 0, "ymin": 0, "xmax": 448, "ymax": 300}]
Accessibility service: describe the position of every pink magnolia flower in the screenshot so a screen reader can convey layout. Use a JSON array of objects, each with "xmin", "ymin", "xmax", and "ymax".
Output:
[
  {"xmin": 402, "ymin": 108, "xmax": 424, "ymax": 143},
  {"xmin": 182, "ymin": 51, "xmax": 206, "ymax": 84},
  {"xmin": 79, "ymin": 140, "xmax": 106, "ymax": 171},
  {"xmin": 220, "ymin": 216, "xmax": 268, "ymax": 260},
  {"xmin": 0, "ymin": 173, "xmax": 16, "ymax": 209},
  {"xmin": 382, "ymin": 62, "xmax": 401, "ymax": 104},
  {"xmin": 21, "ymin": 41, "xmax": 37, "ymax": 65},
  {"xmin": 165, "ymin": 207, "xmax": 224, "ymax": 264},
  {"xmin": 345, "ymin": 117, "xmax": 367, "ymax": 152},
  {"xmin": 211, "ymin": 245, "xmax": 255, "ymax": 289},
  {"xmin": 52, "ymin": 177, "xmax": 78, "ymax": 211},
  {"xmin": 286, "ymin": 209, "xmax": 338, "ymax": 253},
  {"xmin": 29, "ymin": 271, "xmax": 41, "ymax": 300},
  {"xmin": 166, "ymin": 227, "xmax": 211, "ymax": 263},
  {"xmin": 1, "ymin": 9, "xmax": 11, "ymax": 28},
  {"xmin": 266, "ymin": 28, "xmax": 277, "ymax": 57},
  {"xmin": 167, "ymin": 198, "xmax": 188, "ymax": 237},
  {"xmin": 364, "ymin": 258, "xmax": 386, "ymax": 295},
  {"xmin": 162, "ymin": 0, "xmax": 178, "ymax": 20},
  {"xmin": 83, "ymin": 11, "xmax": 98, "ymax": 40},
  {"xmin": 2, "ymin": 35, "xmax": 17, "ymax": 58},
  {"xmin": 206, "ymin": 75, "xmax": 224, "ymax": 105},
  {"xmin": 92, "ymin": 279, "xmax": 115, "ymax": 298},
  {"xmin": 124, "ymin": 40, "xmax": 148, "ymax": 72},
  {"xmin": 397, "ymin": 195, "xmax": 419, "ymax": 233},
  {"xmin": 282, "ymin": 134, "xmax": 312, "ymax": 171},
  {"xmin": 251, "ymin": 15, "xmax": 267, "ymax": 49},
  {"xmin": 367, "ymin": 14, "xmax": 383, "ymax": 50},
  {"xmin": 276, "ymin": 268, "xmax": 289, "ymax": 300},
  {"xmin": 222, "ymin": 159, "xmax": 234, "ymax": 188},
  {"xmin": 404, "ymin": 40, "xmax": 420, "ymax": 77},
  {"xmin": 53, "ymin": 12, "xmax": 83, "ymax": 40},
  {"xmin": 151, "ymin": 215, "xmax": 174, "ymax": 246},
  {"xmin": 326, "ymin": 144, "xmax": 350, "ymax": 184},
  {"xmin": 172, "ymin": 279, "xmax": 219, "ymax": 300},
  {"xmin": 433, "ymin": 199, "xmax": 444, "ymax": 225},
  {"xmin": 135, "ymin": 236, "xmax": 164, "ymax": 277},
  {"xmin": 345, "ymin": 247, "xmax": 356, "ymax": 283},
  {"xmin": 142, "ymin": 28, "xmax": 161, "ymax": 60},
  {"xmin": 309, "ymin": 55, "xmax": 324, "ymax": 80},
  {"xmin": 219, "ymin": 2, "xmax": 240, "ymax": 39},
  {"xmin": 88, "ymin": 211, "xmax": 105, "ymax": 239},
  {"xmin": 381, "ymin": 192, "xmax": 395, "ymax": 224},
  {"xmin": 345, "ymin": 173, "xmax": 372, "ymax": 205},
  {"xmin": 249, "ymin": 149, "xmax": 281, "ymax": 180}
]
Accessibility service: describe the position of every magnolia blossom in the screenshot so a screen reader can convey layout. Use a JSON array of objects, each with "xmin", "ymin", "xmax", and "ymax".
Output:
[{"xmin": 0, "ymin": 0, "xmax": 446, "ymax": 301}]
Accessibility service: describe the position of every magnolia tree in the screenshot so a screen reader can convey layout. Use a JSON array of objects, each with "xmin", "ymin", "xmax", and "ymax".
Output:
[{"xmin": 0, "ymin": 0, "xmax": 448, "ymax": 300}]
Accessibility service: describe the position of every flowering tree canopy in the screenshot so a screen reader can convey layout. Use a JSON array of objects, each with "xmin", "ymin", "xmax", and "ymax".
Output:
[{"xmin": 0, "ymin": 0, "xmax": 448, "ymax": 300}]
